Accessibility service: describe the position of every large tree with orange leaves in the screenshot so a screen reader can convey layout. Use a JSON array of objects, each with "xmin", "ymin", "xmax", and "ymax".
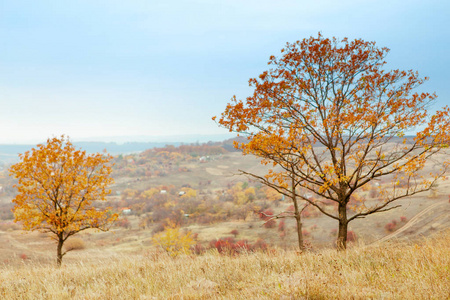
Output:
[
  {"xmin": 10, "ymin": 136, "xmax": 118, "ymax": 265},
  {"xmin": 215, "ymin": 34, "xmax": 450, "ymax": 250}
]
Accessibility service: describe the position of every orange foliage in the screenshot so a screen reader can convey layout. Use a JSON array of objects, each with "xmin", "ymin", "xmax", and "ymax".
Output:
[
  {"xmin": 9, "ymin": 136, "xmax": 118, "ymax": 265},
  {"xmin": 215, "ymin": 33, "xmax": 450, "ymax": 250}
]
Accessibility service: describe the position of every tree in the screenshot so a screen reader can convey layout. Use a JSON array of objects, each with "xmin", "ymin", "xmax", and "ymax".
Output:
[
  {"xmin": 258, "ymin": 170, "xmax": 308, "ymax": 251},
  {"xmin": 9, "ymin": 136, "xmax": 118, "ymax": 265},
  {"xmin": 215, "ymin": 34, "xmax": 450, "ymax": 250}
]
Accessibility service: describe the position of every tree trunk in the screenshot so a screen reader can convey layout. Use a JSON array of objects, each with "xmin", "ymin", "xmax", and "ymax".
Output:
[
  {"xmin": 57, "ymin": 237, "xmax": 64, "ymax": 267},
  {"xmin": 291, "ymin": 176, "xmax": 305, "ymax": 251},
  {"xmin": 295, "ymin": 214, "xmax": 305, "ymax": 251},
  {"xmin": 337, "ymin": 203, "xmax": 348, "ymax": 251}
]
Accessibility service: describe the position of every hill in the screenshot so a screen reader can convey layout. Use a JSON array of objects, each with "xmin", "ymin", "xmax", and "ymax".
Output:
[
  {"xmin": 0, "ymin": 142, "xmax": 182, "ymax": 164},
  {"xmin": 0, "ymin": 139, "xmax": 449, "ymax": 290},
  {"xmin": 0, "ymin": 139, "xmax": 449, "ymax": 298}
]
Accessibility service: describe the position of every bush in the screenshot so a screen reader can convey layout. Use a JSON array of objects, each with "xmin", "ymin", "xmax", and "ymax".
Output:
[
  {"xmin": 347, "ymin": 231, "xmax": 357, "ymax": 242},
  {"xmin": 192, "ymin": 243, "xmax": 205, "ymax": 255},
  {"xmin": 400, "ymin": 216, "xmax": 408, "ymax": 222},
  {"xmin": 117, "ymin": 218, "xmax": 131, "ymax": 229},
  {"xmin": 209, "ymin": 238, "xmax": 269, "ymax": 255},
  {"xmin": 260, "ymin": 209, "xmax": 276, "ymax": 228},
  {"xmin": 263, "ymin": 219, "xmax": 277, "ymax": 228},
  {"xmin": 259, "ymin": 209, "xmax": 274, "ymax": 221},
  {"xmin": 230, "ymin": 229, "xmax": 239, "ymax": 238},
  {"xmin": 210, "ymin": 237, "xmax": 236, "ymax": 255},
  {"xmin": 278, "ymin": 220, "xmax": 285, "ymax": 232},
  {"xmin": 64, "ymin": 237, "xmax": 86, "ymax": 251},
  {"xmin": 252, "ymin": 239, "xmax": 268, "ymax": 251},
  {"xmin": 301, "ymin": 210, "xmax": 311, "ymax": 218},
  {"xmin": 385, "ymin": 222, "xmax": 397, "ymax": 232},
  {"xmin": 152, "ymin": 222, "xmax": 165, "ymax": 234},
  {"xmin": 152, "ymin": 224, "xmax": 195, "ymax": 257},
  {"xmin": 301, "ymin": 206, "xmax": 320, "ymax": 218}
]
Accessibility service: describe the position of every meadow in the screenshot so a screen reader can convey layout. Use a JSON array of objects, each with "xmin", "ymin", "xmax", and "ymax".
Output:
[{"xmin": 0, "ymin": 229, "xmax": 449, "ymax": 299}]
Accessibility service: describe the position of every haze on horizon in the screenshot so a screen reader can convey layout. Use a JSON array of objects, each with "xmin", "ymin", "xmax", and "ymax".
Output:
[{"xmin": 1, "ymin": 0, "xmax": 449, "ymax": 144}]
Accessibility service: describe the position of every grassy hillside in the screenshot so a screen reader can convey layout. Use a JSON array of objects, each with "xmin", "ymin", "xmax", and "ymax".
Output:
[
  {"xmin": 0, "ymin": 229, "xmax": 448, "ymax": 299},
  {"xmin": 0, "ymin": 142, "xmax": 449, "ymax": 299},
  {"xmin": 1, "ymin": 144, "xmax": 449, "ymax": 263}
]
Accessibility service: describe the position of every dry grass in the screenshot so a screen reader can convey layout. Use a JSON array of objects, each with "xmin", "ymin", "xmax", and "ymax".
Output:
[
  {"xmin": 63, "ymin": 238, "xmax": 86, "ymax": 252},
  {"xmin": 0, "ymin": 230, "xmax": 449, "ymax": 299}
]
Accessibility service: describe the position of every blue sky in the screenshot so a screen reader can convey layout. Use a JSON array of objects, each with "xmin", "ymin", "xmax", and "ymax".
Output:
[{"xmin": 1, "ymin": 0, "xmax": 448, "ymax": 143}]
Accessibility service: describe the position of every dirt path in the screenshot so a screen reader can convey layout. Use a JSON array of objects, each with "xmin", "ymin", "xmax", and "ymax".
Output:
[{"xmin": 372, "ymin": 200, "xmax": 448, "ymax": 245}]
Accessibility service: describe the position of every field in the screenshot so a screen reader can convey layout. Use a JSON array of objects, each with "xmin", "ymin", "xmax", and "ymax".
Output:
[{"xmin": 0, "ymin": 230, "xmax": 449, "ymax": 299}]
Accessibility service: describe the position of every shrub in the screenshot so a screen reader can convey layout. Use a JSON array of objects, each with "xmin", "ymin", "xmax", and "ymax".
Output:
[
  {"xmin": 400, "ymin": 216, "xmax": 408, "ymax": 222},
  {"xmin": 64, "ymin": 237, "xmax": 86, "ymax": 251},
  {"xmin": 263, "ymin": 219, "xmax": 277, "ymax": 228},
  {"xmin": 260, "ymin": 209, "xmax": 276, "ymax": 228},
  {"xmin": 385, "ymin": 222, "xmax": 397, "ymax": 232},
  {"xmin": 301, "ymin": 210, "xmax": 311, "ymax": 218},
  {"xmin": 259, "ymin": 208, "xmax": 274, "ymax": 221},
  {"xmin": 252, "ymin": 239, "xmax": 268, "ymax": 251},
  {"xmin": 152, "ymin": 223, "xmax": 195, "ymax": 257},
  {"xmin": 301, "ymin": 206, "xmax": 320, "ymax": 218},
  {"xmin": 278, "ymin": 220, "xmax": 285, "ymax": 232},
  {"xmin": 152, "ymin": 222, "xmax": 165, "ymax": 234},
  {"xmin": 210, "ymin": 237, "xmax": 235, "ymax": 255},
  {"xmin": 209, "ymin": 237, "xmax": 269, "ymax": 255},
  {"xmin": 117, "ymin": 218, "xmax": 131, "ymax": 229},
  {"xmin": 234, "ymin": 240, "xmax": 251, "ymax": 253},
  {"xmin": 230, "ymin": 229, "xmax": 239, "ymax": 238},
  {"xmin": 192, "ymin": 243, "xmax": 205, "ymax": 255},
  {"xmin": 347, "ymin": 231, "xmax": 357, "ymax": 242}
]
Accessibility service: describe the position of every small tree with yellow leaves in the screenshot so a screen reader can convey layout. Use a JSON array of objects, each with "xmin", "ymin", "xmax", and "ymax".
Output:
[
  {"xmin": 9, "ymin": 136, "xmax": 118, "ymax": 266},
  {"xmin": 152, "ymin": 221, "xmax": 195, "ymax": 257}
]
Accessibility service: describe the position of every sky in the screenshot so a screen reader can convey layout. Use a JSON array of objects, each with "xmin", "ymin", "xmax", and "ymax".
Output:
[{"xmin": 1, "ymin": 0, "xmax": 449, "ymax": 144}]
